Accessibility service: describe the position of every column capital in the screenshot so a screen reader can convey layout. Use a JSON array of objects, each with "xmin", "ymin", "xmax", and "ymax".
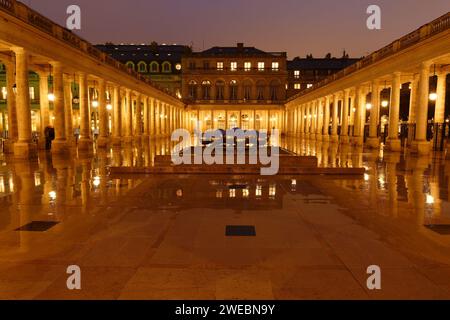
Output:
[{"xmin": 11, "ymin": 46, "xmax": 26, "ymax": 55}]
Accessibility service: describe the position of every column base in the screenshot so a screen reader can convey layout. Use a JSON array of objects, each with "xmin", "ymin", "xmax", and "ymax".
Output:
[
  {"xmin": 352, "ymin": 136, "xmax": 364, "ymax": 146},
  {"xmin": 330, "ymin": 134, "xmax": 339, "ymax": 143},
  {"xmin": 122, "ymin": 136, "xmax": 133, "ymax": 144},
  {"xmin": 315, "ymin": 134, "xmax": 322, "ymax": 141},
  {"xmin": 111, "ymin": 137, "xmax": 122, "ymax": 146},
  {"xmin": 340, "ymin": 135, "xmax": 350, "ymax": 144},
  {"xmin": 3, "ymin": 139, "xmax": 16, "ymax": 154},
  {"xmin": 51, "ymin": 139, "xmax": 69, "ymax": 154},
  {"xmin": 322, "ymin": 135, "xmax": 330, "ymax": 142},
  {"xmin": 365, "ymin": 137, "xmax": 380, "ymax": 149},
  {"xmin": 78, "ymin": 138, "xmax": 94, "ymax": 154},
  {"xmin": 97, "ymin": 136, "xmax": 109, "ymax": 148},
  {"xmin": 14, "ymin": 141, "xmax": 38, "ymax": 159},
  {"xmin": 410, "ymin": 140, "xmax": 431, "ymax": 155},
  {"xmin": 385, "ymin": 138, "xmax": 402, "ymax": 152},
  {"xmin": 309, "ymin": 133, "xmax": 316, "ymax": 140}
]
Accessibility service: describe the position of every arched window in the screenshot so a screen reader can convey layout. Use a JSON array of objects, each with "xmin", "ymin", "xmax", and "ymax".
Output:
[
  {"xmin": 188, "ymin": 80, "xmax": 197, "ymax": 99},
  {"xmin": 202, "ymin": 80, "xmax": 211, "ymax": 100},
  {"xmin": 162, "ymin": 61, "xmax": 172, "ymax": 73},
  {"xmin": 125, "ymin": 61, "xmax": 135, "ymax": 71},
  {"xmin": 230, "ymin": 80, "xmax": 238, "ymax": 100},
  {"xmin": 216, "ymin": 80, "xmax": 225, "ymax": 100},
  {"xmin": 149, "ymin": 61, "xmax": 159, "ymax": 73},
  {"xmin": 137, "ymin": 61, "xmax": 147, "ymax": 73},
  {"xmin": 229, "ymin": 113, "xmax": 238, "ymax": 129},
  {"xmin": 243, "ymin": 79, "xmax": 252, "ymax": 101},
  {"xmin": 269, "ymin": 80, "xmax": 281, "ymax": 101},
  {"xmin": 256, "ymin": 80, "xmax": 265, "ymax": 101}
]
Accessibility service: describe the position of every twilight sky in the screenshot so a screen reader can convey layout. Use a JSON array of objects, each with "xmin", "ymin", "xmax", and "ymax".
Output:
[{"xmin": 22, "ymin": 0, "xmax": 450, "ymax": 59}]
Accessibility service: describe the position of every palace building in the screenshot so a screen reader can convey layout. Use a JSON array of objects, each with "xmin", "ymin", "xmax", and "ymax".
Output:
[
  {"xmin": 95, "ymin": 43, "xmax": 191, "ymax": 98},
  {"xmin": 181, "ymin": 43, "xmax": 288, "ymax": 133},
  {"xmin": 286, "ymin": 56, "xmax": 361, "ymax": 98}
]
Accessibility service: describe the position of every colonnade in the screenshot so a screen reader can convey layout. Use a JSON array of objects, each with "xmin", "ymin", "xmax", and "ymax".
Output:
[
  {"xmin": 285, "ymin": 63, "xmax": 449, "ymax": 155},
  {"xmin": 0, "ymin": 48, "xmax": 187, "ymax": 159}
]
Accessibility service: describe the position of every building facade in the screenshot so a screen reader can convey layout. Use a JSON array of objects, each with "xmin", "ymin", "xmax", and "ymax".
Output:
[
  {"xmin": 182, "ymin": 43, "xmax": 288, "ymax": 132},
  {"xmin": 95, "ymin": 43, "xmax": 191, "ymax": 98},
  {"xmin": 287, "ymin": 56, "xmax": 360, "ymax": 98}
]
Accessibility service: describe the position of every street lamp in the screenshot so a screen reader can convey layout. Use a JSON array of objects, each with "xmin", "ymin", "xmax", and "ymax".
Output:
[
  {"xmin": 381, "ymin": 100, "xmax": 389, "ymax": 108},
  {"xmin": 48, "ymin": 92, "xmax": 55, "ymax": 101},
  {"xmin": 429, "ymin": 92, "xmax": 437, "ymax": 101},
  {"xmin": 366, "ymin": 103, "xmax": 372, "ymax": 110}
]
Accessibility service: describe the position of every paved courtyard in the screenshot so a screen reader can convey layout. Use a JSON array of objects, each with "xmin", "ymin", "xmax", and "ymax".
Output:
[{"xmin": 0, "ymin": 138, "xmax": 450, "ymax": 299}]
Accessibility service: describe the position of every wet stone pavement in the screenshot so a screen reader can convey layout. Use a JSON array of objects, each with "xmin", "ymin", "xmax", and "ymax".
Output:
[{"xmin": 0, "ymin": 137, "xmax": 450, "ymax": 299}]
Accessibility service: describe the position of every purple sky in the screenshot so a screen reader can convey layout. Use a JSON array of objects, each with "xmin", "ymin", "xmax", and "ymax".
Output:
[{"xmin": 23, "ymin": 0, "xmax": 450, "ymax": 59}]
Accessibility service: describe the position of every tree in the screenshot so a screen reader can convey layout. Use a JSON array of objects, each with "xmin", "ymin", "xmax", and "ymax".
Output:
[{"xmin": 325, "ymin": 53, "xmax": 332, "ymax": 59}]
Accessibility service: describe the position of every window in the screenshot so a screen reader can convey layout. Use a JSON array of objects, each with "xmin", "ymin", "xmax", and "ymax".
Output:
[
  {"xmin": 1, "ymin": 87, "xmax": 6, "ymax": 99},
  {"xmin": 162, "ymin": 61, "xmax": 171, "ymax": 73},
  {"xmin": 150, "ymin": 61, "xmax": 159, "ymax": 73},
  {"xmin": 217, "ymin": 62, "xmax": 224, "ymax": 71},
  {"xmin": 188, "ymin": 80, "xmax": 197, "ymax": 99},
  {"xmin": 230, "ymin": 80, "xmax": 238, "ymax": 100},
  {"xmin": 189, "ymin": 61, "xmax": 196, "ymax": 70},
  {"xmin": 202, "ymin": 80, "xmax": 211, "ymax": 100},
  {"xmin": 29, "ymin": 87, "xmax": 35, "ymax": 100},
  {"xmin": 294, "ymin": 83, "xmax": 301, "ymax": 90},
  {"xmin": 216, "ymin": 80, "xmax": 225, "ymax": 100},
  {"xmin": 244, "ymin": 62, "xmax": 251, "ymax": 71},
  {"xmin": 256, "ymin": 81, "xmax": 265, "ymax": 100},
  {"xmin": 271, "ymin": 62, "xmax": 279, "ymax": 71},
  {"xmin": 203, "ymin": 61, "xmax": 210, "ymax": 70},
  {"xmin": 137, "ymin": 61, "xmax": 147, "ymax": 73},
  {"xmin": 269, "ymin": 80, "xmax": 280, "ymax": 101},
  {"xmin": 258, "ymin": 62, "xmax": 265, "ymax": 71},
  {"xmin": 125, "ymin": 61, "xmax": 135, "ymax": 71},
  {"xmin": 243, "ymin": 81, "xmax": 252, "ymax": 100},
  {"xmin": 294, "ymin": 70, "xmax": 300, "ymax": 79},
  {"xmin": 230, "ymin": 62, "xmax": 237, "ymax": 71},
  {"xmin": 307, "ymin": 83, "xmax": 313, "ymax": 89}
]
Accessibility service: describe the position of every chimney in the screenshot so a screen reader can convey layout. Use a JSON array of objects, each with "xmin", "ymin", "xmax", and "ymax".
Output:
[{"xmin": 237, "ymin": 43, "xmax": 244, "ymax": 52}]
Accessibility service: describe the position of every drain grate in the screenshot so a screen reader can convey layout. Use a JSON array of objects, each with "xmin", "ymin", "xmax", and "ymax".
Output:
[
  {"xmin": 424, "ymin": 224, "xmax": 450, "ymax": 235},
  {"xmin": 15, "ymin": 221, "xmax": 59, "ymax": 232},
  {"xmin": 226, "ymin": 225, "xmax": 256, "ymax": 236}
]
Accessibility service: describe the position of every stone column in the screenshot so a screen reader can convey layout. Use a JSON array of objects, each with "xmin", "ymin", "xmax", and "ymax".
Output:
[
  {"xmin": 366, "ymin": 80, "xmax": 380, "ymax": 148},
  {"xmin": 340, "ymin": 89, "xmax": 350, "ymax": 144},
  {"xmin": 412, "ymin": 62, "xmax": 431, "ymax": 155},
  {"xmin": 50, "ymin": 61, "xmax": 67, "ymax": 155},
  {"xmin": 12, "ymin": 48, "xmax": 37, "ymax": 159},
  {"xmin": 149, "ymin": 98, "xmax": 155, "ymax": 137},
  {"xmin": 386, "ymin": 72, "xmax": 402, "ymax": 151},
  {"xmin": 331, "ymin": 94, "xmax": 339, "ymax": 142},
  {"xmin": 4, "ymin": 62, "xmax": 18, "ymax": 153},
  {"xmin": 63, "ymin": 74, "xmax": 74, "ymax": 147},
  {"xmin": 78, "ymin": 72, "xmax": 92, "ymax": 152},
  {"xmin": 37, "ymin": 71, "xmax": 50, "ymax": 150},
  {"xmin": 310, "ymin": 101, "xmax": 316, "ymax": 140},
  {"xmin": 435, "ymin": 70, "xmax": 447, "ymax": 123},
  {"xmin": 352, "ymin": 86, "xmax": 364, "ymax": 146},
  {"xmin": 123, "ymin": 89, "xmax": 133, "ymax": 143},
  {"xmin": 323, "ymin": 96, "xmax": 330, "ymax": 141},
  {"xmin": 143, "ymin": 96, "xmax": 149, "ymax": 137},
  {"xmin": 97, "ymin": 79, "xmax": 108, "ymax": 147},
  {"xmin": 155, "ymin": 100, "xmax": 161, "ymax": 136},
  {"xmin": 112, "ymin": 85, "xmax": 122, "ymax": 145},
  {"xmin": 134, "ymin": 93, "xmax": 142, "ymax": 138},
  {"xmin": 316, "ymin": 99, "xmax": 323, "ymax": 141}
]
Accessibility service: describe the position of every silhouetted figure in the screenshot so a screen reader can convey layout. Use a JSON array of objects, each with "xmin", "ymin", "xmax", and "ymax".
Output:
[{"xmin": 44, "ymin": 126, "xmax": 55, "ymax": 150}]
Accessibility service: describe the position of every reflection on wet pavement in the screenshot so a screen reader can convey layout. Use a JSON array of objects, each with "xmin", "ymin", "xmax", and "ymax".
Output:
[{"xmin": 0, "ymin": 137, "xmax": 450, "ymax": 299}]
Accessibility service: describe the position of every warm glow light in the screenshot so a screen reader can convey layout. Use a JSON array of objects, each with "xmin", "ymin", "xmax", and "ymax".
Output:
[
  {"xmin": 93, "ymin": 176, "xmax": 101, "ymax": 187},
  {"xmin": 48, "ymin": 191, "xmax": 56, "ymax": 200},
  {"xmin": 366, "ymin": 103, "xmax": 372, "ymax": 110},
  {"xmin": 92, "ymin": 100, "xmax": 99, "ymax": 108},
  {"xmin": 426, "ymin": 194, "xmax": 434, "ymax": 204},
  {"xmin": 381, "ymin": 100, "xmax": 389, "ymax": 107},
  {"xmin": 364, "ymin": 173, "xmax": 369, "ymax": 181},
  {"xmin": 48, "ymin": 93, "xmax": 55, "ymax": 101},
  {"xmin": 429, "ymin": 93, "xmax": 437, "ymax": 101},
  {"xmin": 106, "ymin": 103, "xmax": 113, "ymax": 110}
]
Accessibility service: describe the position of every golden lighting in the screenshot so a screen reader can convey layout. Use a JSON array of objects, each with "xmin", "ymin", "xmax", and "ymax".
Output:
[
  {"xmin": 106, "ymin": 103, "xmax": 113, "ymax": 110},
  {"xmin": 381, "ymin": 100, "xmax": 389, "ymax": 107},
  {"xmin": 366, "ymin": 103, "xmax": 372, "ymax": 110},
  {"xmin": 93, "ymin": 176, "xmax": 101, "ymax": 187},
  {"xmin": 48, "ymin": 191, "xmax": 57, "ymax": 200},
  {"xmin": 426, "ymin": 194, "xmax": 434, "ymax": 204},
  {"xmin": 92, "ymin": 100, "xmax": 99, "ymax": 108},
  {"xmin": 429, "ymin": 93, "xmax": 437, "ymax": 101},
  {"xmin": 48, "ymin": 93, "xmax": 55, "ymax": 101}
]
